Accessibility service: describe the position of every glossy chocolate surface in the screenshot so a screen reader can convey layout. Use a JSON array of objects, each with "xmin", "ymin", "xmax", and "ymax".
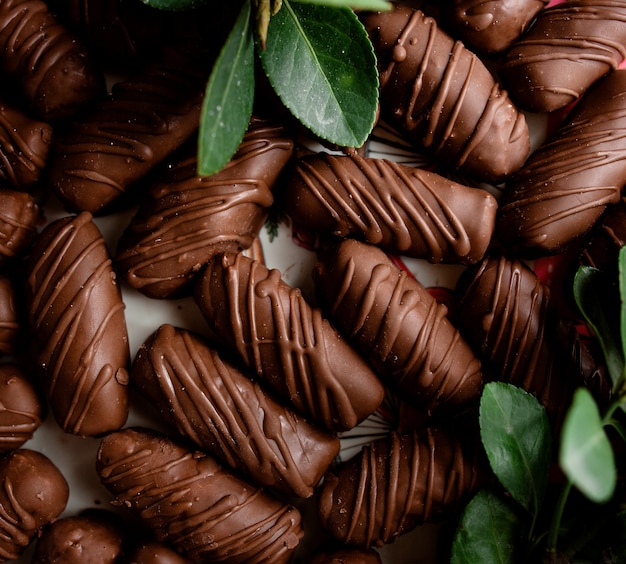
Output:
[
  {"xmin": 25, "ymin": 212, "xmax": 130, "ymax": 436},
  {"xmin": 363, "ymin": 4, "xmax": 529, "ymax": 183},
  {"xmin": 0, "ymin": 275, "xmax": 23, "ymax": 356},
  {"xmin": 194, "ymin": 251, "xmax": 385, "ymax": 432},
  {"xmin": 128, "ymin": 542, "xmax": 192, "ymax": 564},
  {"xmin": 0, "ymin": 189, "xmax": 39, "ymax": 265},
  {"xmin": 97, "ymin": 427, "xmax": 303, "ymax": 563},
  {"xmin": 285, "ymin": 153, "xmax": 497, "ymax": 264},
  {"xmin": 131, "ymin": 324, "xmax": 340, "ymax": 498},
  {"xmin": 116, "ymin": 117, "xmax": 293, "ymax": 299},
  {"xmin": 314, "ymin": 239, "xmax": 483, "ymax": 415},
  {"xmin": 498, "ymin": 69, "xmax": 626, "ymax": 256}
]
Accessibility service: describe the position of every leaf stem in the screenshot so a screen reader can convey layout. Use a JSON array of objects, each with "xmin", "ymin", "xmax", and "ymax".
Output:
[{"xmin": 546, "ymin": 481, "xmax": 573, "ymax": 555}]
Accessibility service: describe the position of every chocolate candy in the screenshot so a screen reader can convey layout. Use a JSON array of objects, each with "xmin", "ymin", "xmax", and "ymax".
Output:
[
  {"xmin": 32, "ymin": 510, "xmax": 124, "ymax": 564},
  {"xmin": 447, "ymin": 0, "xmax": 549, "ymax": 54},
  {"xmin": 0, "ymin": 0, "xmax": 105, "ymax": 121},
  {"xmin": 362, "ymin": 4, "xmax": 530, "ymax": 183},
  {"xmin": 284, "ymin": 153, "xmax": 497, "ymax": 265},
  {"xmin": 0, "ymin": 100, "xmax": 53, "ymax": 189},
  {"xmin": 0, "ymin": 363, "xmax": 43, "ymax": 452},
  {"xmin": 499, "ymin": 0, "xmax": 626, "ymax": 112},
  {"xmin": 318, "ymin": 427, "xmax": 482, "ymax": 548},
  {"xmin": 0, "ymin": 189, "xmax": 38, "ymax": 265},
  {"xmin": 497, "ymin": 69, "xmax": 626, "ymax": 256},
  {"xmin": 0, "ymin": 275, "xmax": 23, "ymax": 356},
  {"xmin": 311, "ymin": 547, "xmax": 382, "ymax": 563},
  {"xmin": 131, "ymin": 324, "xmax": 340, "ymax": 498},
  {"xmin": 128, "ymin": 541, "xmax": 193, "ymax": 564},
  {"xmin": 25, "ymin": 211, "xmax": 130, "ymax": 436},
  {"xmin": 194, "ymin": 251, "xmax": 385, "ymax": 432},
  {"xmin": 47, "ymin": 45, "xmax": 210, "ymax": 214},
  {"xmin": 455, "ymin": 254, "xmax": 606, "ymax": 425},
  {"xmin": 314, "ymin": 239, "xmax": 483, "ymax": 416},
  {"xmin": 116, "ymin": 117, "xmax": 294, "ymax": 299},
  {"xmin": 0, "ymin": 449, "xmax": 69, "ymax": 560},
  {"xmin": 96, "ymin": 427, "xmax": 303, "ymax": 563}
]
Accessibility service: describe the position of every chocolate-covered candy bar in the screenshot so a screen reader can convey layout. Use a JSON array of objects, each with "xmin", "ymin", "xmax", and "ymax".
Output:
[
  {"xmin": 0, "ymin": 275, "xmax": 23, "ymax": 356},
  {"xmin": 318, "ymin": 427, "xmax": 482, "ymax": 548},
  {"xmin": 499, "ymin": 0, "xmax": 626, "ymax": 112},
  {"xmin": 0, "ymin": 100, "xmax": 52, "ymax": 189},
  {"xmin": 47, "ymin": 45, "xmax": 209, "ymax": 214},
  {"xmin": 96, "ymin": 427, "xmax": 303, "ymax": 563},
  {"xmin": 25, "ymin": 212, "xmax": 130, "ymax": 436},
  {"xmin": 0, "ymin": 189, "xmax": 38, "ymax": 265},
  {"xmin": 32, "ymin": 510, "xmax": 124, "ymax": 564},
  {"xmin": 128, "ymin": 541, "xmax": 193, "ymax": 564},
  {"xmin": 497, "ymin": 69, "xmax": 626, "ymax": 256},
  {"xmin": 0, "ymin": 449, "xmax": 69, "ymax": 561},
  {"xmin": 284, "ymin": 153, "xmax": 497, "ymax": 265},
  {"xmin": 194, "ymin": 252, "xmax": 385, "ymax": 432},
  {"xmin": 0, "ymin": 364, "xmax": 43, "ymax": 452},
  {"xmin": 314, "ymin": 239, "xmax": 483, "ymax": 416},
  {"xmin": 447, "ymin": 0, "xmax": 549, "ymax": 55},
  {"xmin": 0, "ymin": 0, "xmax": 105, "ymax": 121},
  {"xmin": 131, "ymin": 324, "xmax": 340, "ymax": 498},
  {"xmin": 362, "ymin": 4, "xmax": 530, "ymax": 183},
  {"xmin": 116, "ymin": 117, "xmax": 294, "ymax": 299}
]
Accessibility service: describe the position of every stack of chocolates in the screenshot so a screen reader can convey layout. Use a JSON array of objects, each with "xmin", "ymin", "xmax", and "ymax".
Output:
[{"xmin": 0, "ymin": 0, "xmax": 622, "ymax": 561}]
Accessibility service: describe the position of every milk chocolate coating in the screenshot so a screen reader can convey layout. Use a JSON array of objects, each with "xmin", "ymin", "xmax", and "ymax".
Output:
[
  {"xmin": 0, "ymin": 101, "xmax": 52, "ymax": 189},
  {"xmin": 499, "ymin": 0, "xmax": 626, "ymax": 112},
  {"xmin": 362, "ymin": 5, "xmax": 529, "ymax": 183},
  {"xmin": 131, "ymin": 324, "xmax": 340, "ymax": 498},
  {"xmin": 128, "ymin": 542, "xmax": 192, "ymax": 564},
  {"xmin": 314, "ymin": 239, "xmax": 483, "ymax": 416},
  {"xmin": 194, "ymin": 252, "xmax": 385, "ymax": 432},
  {"xmin": 0, "ymin": 364, "xmax": 43, "ymax": 452},
  {"xmin": 0, "ymin": 276, "xmax": 22, "ymax": 356},
  {"xmin": 96, "ymin": 427, "xmax": 303, "ymax": 563},
  {"xmin": 497, "ymin": 69, "xmax": 626, "ymax": 256},
  {"xmin": 0, "ymin": 449, "xmax": 69, "ymax": 561},
  {"xmin": 32, "ymin": 510, "xmax": 124, "ymax": 564},
  {"xmin": 47, "ymin": 46, "xmax": 209, "ymax": 214},
  {"xmin": 0, "ymin": 189, "xmax": 38, "ymax": 265},
  {"xmin": 116, "ymin": 117, "xmax": 294, "ymax": 299},
  {"xmin": 25, "ymin": 212, "xmax": 130, "ymax": 436},
  {"xmin": 310, "ymin": 547, "xmax": 382, "ymax": 564},
  {"xmin": 0, "ymin": 0, "xmax": 105, "ymax": 121},
  {"xmin": 447, "ymin": 0, "xmax": 549, "ymax": 55},
  {"xmin": 455, "ymin": 254, "xmax": 605, "ymax": 425},
  {"xmin": 284, "ymin": 153, "xmax": 497, "ymax": 265},
  {"xmin": 318, "ymin": 427, "xmax": 482, "ymax": 548}
]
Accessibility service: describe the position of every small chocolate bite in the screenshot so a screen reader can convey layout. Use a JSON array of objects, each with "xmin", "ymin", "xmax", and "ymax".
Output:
[
  {"xmin": 128, "ymin": 541, "xmax": 192, "ymax": 564},
  {"xmin": 447, "ymin": 0, "xmax": 549, "ymax": 55},
  {"xmin": 0, "ymin": 0, "xmax": 105, "ymax": 121},
  {"xmin": 499, "ymin": 0, "xmax": 626, "ymax": 112},
  {"xmin": 0, "ymin": 189, "xmax": 39, "ymax": 265},
  {"xmin": 314, "ymin": 239, "xmax": 483, "ymax": 416},
  {"xmin": 116, "ymin": 116, "xmax": 294, "ymax": 299},
  {"xmin": 0, "ymin": 448, "xmax": 69, "ymax": 561},
  {"xmin": 25, "ymin": 212, "xmax": 130, "ymax": 436},
  {"xmin": 0, "ymin": 363, "xmax": 43, "ymax": 452},
  {"xmin": 284, "ymin": 153, "xmax": 497, "ymax": 265},
  {"xmin": 310, "ymin": 546, "xmax": 382, "ymax": 564},
  {"xmin": 497, "ymin": 69, "xmax": 626, "ymax": 257},
  {"xmin": 194, "ymin": 252, "xmax": 385, "ymax": 432},
  {"xmin": 96, "ymin": 427, "xmax": 304, "ymax": 563},
  {"xmin": 47, "ymin": 44, "xmax": 210, "ymax": 214},
  {"xmin": 131, "ymin": 324, "xmax": 340, "ymax": 498},
  {"xmin": 318, "ymin": 427, "xmax": 483, "ymax": 548},
  {"xmin": 32, "ymin": 510, "xmax": 124, "ymax": 564},
  {"xmin": 0, "ymin": 275, "xmax": 23, "ymax": 356},
  {"xmin": 362, "ymin": 4, "xmax": 530, "ymax": 183},
  {"xmin": 0, "ymin": 100, "xmax": 53, "ymax": 189}
]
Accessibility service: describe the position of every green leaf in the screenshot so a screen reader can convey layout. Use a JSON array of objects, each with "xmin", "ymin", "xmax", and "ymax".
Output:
[
  {"xmin": 451, "ymin": 489, "xmax": 521, "ymax": 564},
  {"xmin": 139, "ymin": 0, "xmax": 208, "ymax": 10},
  {"xmin": 573, "ymin": 264, "xmax": 624, "ymax": 389},
  {"xmin": 560, "ymin": 387, "xmax": 616, "ymax": 503},
  {"xmin": 259, "ymin": 0, "xmax": 378, "ymax": 147},
  {"xmin": 479, "ymin": 382, "xmax": 551, "ymax": 516},
  {"xmin": 294, "ymin": 0, "xmax": 392, "ymax": 10},
  {"xmin": 198, "ymin": 0, "xmax": 255, "ymax": 176}
]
